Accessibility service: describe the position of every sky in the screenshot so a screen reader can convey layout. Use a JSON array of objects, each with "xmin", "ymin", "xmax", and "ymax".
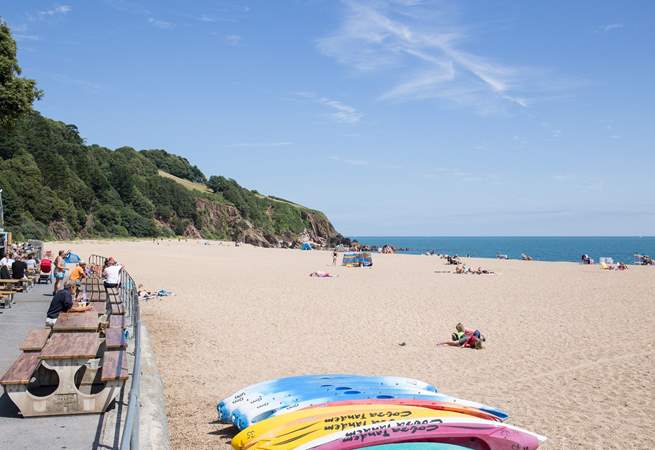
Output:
[{"xmin": 2, "ymin": 0, "xmax": 655, "ymax": 236}]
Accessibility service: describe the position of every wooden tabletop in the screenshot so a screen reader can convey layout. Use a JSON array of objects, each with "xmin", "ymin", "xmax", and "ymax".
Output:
[
  {"xmin": 0, "ymin": 279, "xmax": 22, "ymax": 283},
  {"xmin": 40, "ymin": 333, "xmax": 100, "ymax": 360},
  {"xmin": 20, "ymin": 329, "xmax": 51, "ymax": 352},
  {"xmin": 53, "ymin": 311, "xmax": 99, "ymax": 332},
  {"xmin": 88, "ymin": 302, "xmax": 106, "ymax": 315}
]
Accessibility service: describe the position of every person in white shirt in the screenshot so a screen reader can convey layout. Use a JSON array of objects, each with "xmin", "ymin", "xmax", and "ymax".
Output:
[
  {"xmin": 0, "ymin": 253, "xmax": 15, "ymax": 268},
  {"xmin": 102, "ymin": 257, "xmax": 124, "ymax": 289},
  {"xmin": 25, "ymin": 254, "xmax": 38, "ymax": 272}
]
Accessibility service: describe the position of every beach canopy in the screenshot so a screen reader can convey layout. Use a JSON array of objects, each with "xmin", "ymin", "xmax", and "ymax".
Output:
[
  {"xmin": 301, "ymin": 242, "xmax": 312, "ymax": 250},
  {"xmin": 342, "ymin": 251, "xmax": 373, "ymax": 267},
  {"xmin": 64, "ymin": 252, "xmax": 81, "ymax": 264}
]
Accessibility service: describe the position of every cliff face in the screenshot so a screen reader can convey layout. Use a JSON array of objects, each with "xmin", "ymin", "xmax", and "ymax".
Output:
[{"xmin": 189, "ymin": 197, "xmax": 344, "ymax": 248}]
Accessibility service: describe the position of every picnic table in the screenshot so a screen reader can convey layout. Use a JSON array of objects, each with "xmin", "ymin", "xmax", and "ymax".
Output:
[
  {"xmin": 0, "ymin": 279, "xmax": 28, "ymax": 292},
  {"xmin": 0, "ymin": 289, "xmax": 16, "ymax": 308},
  {"xmin": 53, "ymin": 311, "xmax": 99, "ymax": 332},
  {"xmin": 1, "ymin": 332, "xmax": 128, "ymax": 416}
]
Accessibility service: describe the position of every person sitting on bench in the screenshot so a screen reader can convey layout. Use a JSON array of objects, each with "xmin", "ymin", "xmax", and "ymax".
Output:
[
  {"xmin": 11, "ymin": 256, "xmax": 28, "ymax": 280},
  {"xmin": 103, "ymin": 257, "xmax": 124, "ymax": 289},
  {"xmin": 45, "ymin": 280, "xmax": 74, "ymax": 328}
]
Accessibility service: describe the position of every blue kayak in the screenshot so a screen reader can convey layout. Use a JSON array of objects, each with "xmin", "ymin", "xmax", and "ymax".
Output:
[{"xmin": 217, "ymin": 374, "xmax": 437, "ymax": 422}]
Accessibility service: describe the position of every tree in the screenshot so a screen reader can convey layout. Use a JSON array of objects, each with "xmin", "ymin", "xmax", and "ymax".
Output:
[{"xmin": 0, "ymin": 22, "xmax": 43, "ymax": 129}]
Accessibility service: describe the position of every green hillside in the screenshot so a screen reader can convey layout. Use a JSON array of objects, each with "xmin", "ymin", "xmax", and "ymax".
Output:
[{"xmin": 0, "ymin": 23, "xmax": 345, "ymax": 247}]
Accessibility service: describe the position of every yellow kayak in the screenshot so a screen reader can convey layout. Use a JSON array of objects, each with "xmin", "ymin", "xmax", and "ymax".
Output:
[{"xmin": 231, "ymin": 404, "xmax": 477, "ymax": 450}]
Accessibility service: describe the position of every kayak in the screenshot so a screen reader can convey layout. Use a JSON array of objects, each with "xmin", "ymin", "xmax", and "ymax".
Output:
[
  {"xmin": 231, "ymin": 390, "xmax": 508, "ymax": 429},
  {"xmin": 297, "ymin": 398, "xmax": 503, "ymax": 422},
  {"xmin": 295, "ymin": 417, "xmax": 547, "ymax": 450},
  {"xmin": 218, "ymin": 374, "xmax": 437, "ymax": 422},
  {"xmin": 366, "ymin": 444, "xmax": 470, "ymax": 450},
  {"xmin": 231, "ymin": 405, "xmax": 479, "ymax": 450}
]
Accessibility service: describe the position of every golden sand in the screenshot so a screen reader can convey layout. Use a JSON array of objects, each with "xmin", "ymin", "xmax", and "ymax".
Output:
[{"xmin": 58, "ymin": 240, "xmax": 655, "ymax": 449}]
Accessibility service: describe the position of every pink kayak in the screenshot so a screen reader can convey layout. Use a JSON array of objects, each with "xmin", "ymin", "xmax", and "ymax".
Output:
[
  {"xmin": 300, "ymin": 399, "xmax": 503, "ymax": 422},
  {"xmin": 298, "ymin": 417, "xmax": 546, "ymax": 450}
]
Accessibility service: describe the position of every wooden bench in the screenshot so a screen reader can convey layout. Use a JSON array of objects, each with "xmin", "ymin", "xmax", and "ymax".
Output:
[
  {"xmin": 20, "ymin": 329, "xmax": 51, "ymax": 352},
  {"xmin": 0, "ymin": 290, "xmax": 15, "ymax": 308},
  {"xmin": 100, "ymin": 350, "xmax": 129, "ymax": 381},
  {"xmin": 109, "ymin": 315, "xmax": 125, "ymax": 329},
  {"xmin": 105, "ymin": 328, "xmax": 127, "ymax": 350},
  {"xmin": 0, "ymin": 279, "xmax": 24, "ymax": 292},
  {"xmin": 0, "ymin": 353, "xmax": 41, "ymax": 385},
  {"xmin": 107, "ymin": 291, "xmax": 122, "ymax": 304},
  {"xmin": 110, "ymin": 303, "xmax": 125, "ymax": 315}
]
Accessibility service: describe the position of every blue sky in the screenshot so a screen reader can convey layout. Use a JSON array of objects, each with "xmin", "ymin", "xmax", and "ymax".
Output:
[{"xmin": 3, "ymin": 0, "xmax": 654, "ymax": 236}]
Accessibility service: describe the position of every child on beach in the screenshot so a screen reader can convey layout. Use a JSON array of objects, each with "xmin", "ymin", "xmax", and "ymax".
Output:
[{"xmin": 437, "ymin": 323, "xmax": 485, "ymax": 349}]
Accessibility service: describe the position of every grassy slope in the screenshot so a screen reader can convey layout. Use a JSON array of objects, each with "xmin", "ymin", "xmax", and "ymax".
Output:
[
  {"xmin": 158, "ymin": 170, "xmax": 313, "ymax": 211},
  {"xmin": 158, "ymin": 170, "xmax": 212, "ymax": 193}
]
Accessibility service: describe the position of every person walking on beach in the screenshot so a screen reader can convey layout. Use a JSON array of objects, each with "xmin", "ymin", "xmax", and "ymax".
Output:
[
  {"xmin": 332, "ymin": 250, "xmax": 338, "ymax": 265},
  {"xmin": 53, "ymin": 250, "xmax": 66, "ymax": 294}
]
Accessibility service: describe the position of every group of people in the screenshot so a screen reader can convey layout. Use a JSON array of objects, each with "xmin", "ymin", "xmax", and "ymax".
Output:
[
  {"xmin": 437, "ymin": 323, "xmax": 486, "ymax": 350},
  {"xmin": 0, "ymin": 253, "xmax": 37, "ymax": 280},
  {"xmin": 454, "ymin": 265, "xmax": 493, "ymax": 275},
  {"xmin": 45, "ymin": 253, "xmax": 124, "ymax": 327}
]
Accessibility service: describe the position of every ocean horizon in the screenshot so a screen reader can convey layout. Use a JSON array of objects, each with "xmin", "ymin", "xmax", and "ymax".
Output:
[{"xmin": 351, "ymin": 236, "xmax": 655, "ymax": 263}]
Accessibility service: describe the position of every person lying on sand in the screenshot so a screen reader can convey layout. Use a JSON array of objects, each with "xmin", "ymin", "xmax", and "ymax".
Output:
[
  {"xmin": 309, "ymin": 271, "xmax": 335, "ymax": 278},
  {"xmin": 138, "ymin": 284, "xmax": 158, "ymax": 300},
  {"xmin": 437, "ymin": 322, "xmax": 485, "ymax": 349}
]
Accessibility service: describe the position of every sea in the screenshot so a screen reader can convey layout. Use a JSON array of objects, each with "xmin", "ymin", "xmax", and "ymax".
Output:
[{"xmin": 351, "ymin": 236, "xmax": 655, "ymax": 263}]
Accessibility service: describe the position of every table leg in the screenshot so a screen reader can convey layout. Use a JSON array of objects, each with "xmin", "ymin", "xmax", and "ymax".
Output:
[{"xmin": 4, "ymin": 359, "xmax": 123, "ymax": 416}]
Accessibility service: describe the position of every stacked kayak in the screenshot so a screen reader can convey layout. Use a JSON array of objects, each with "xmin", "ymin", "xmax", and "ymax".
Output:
[{"xmin": 217, "ymin": 374, "xmax": 546, "ymax": 450}]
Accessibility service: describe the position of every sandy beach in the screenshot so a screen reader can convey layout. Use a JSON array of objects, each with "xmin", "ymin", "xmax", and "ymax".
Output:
[{"xmin": 57, "ymin": 240, "xmax": 655, "ymax": 450}]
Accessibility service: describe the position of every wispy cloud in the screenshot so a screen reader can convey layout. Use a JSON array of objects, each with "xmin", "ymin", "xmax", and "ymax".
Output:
[
  {"xmin": 318, "ymin": 0, "xmax": 570, "ymax": 114},
  {"xmin": 38, "ymin": 5, "xmax": 71, "ymax": 17},
  {"xmin": 197, "ymin": 14, "xmax": 216, "ymax": 23},
  {"xmin": 225, "ymin": 34, "xmax": 242, "ymax": 45},
  {"xmin": 296, "ymin": 92, "xmax": 363, "ymax": 124},
  {"xmin": 50, "ymin": 73, "xmax": 102, "ymax": 91},
  {"xmin": 226, "ymin": 142, "xmax": 292, "ymax": 148},
  {"xmin": 14, "ymin": 34, "xmax": 40, "ymax": 42},
  {"xmin": 602, "ymin": 23, "xmax": 624, "ymax": 32},
  {"xmin": 148, "ymin": 17, "xmax": 174, "ymax": 29},
  {"xmin": 28, "ymin": 4, "xmax": 71, "ymax": 21},
  {"xmin": 330, "ymin": 155, "xmax": 369, "ymax": 166}
]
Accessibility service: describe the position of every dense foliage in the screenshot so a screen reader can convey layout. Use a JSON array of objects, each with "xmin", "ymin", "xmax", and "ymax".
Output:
[
  {"xmin": 0, "ymin": 22, "xmax": 43, "ymax": 129},
  {"xmin": 0, "ymin": 24, "xmax": 341, "ymax": 245},
  {"xmin": 0, "ymin": 111, "xmax": 340, "ymax": 242}
]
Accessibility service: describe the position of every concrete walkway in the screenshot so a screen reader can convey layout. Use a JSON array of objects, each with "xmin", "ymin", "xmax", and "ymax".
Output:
[{"xmin": 0, "ymin": 283, "xmax": 127, "ymax": 450}]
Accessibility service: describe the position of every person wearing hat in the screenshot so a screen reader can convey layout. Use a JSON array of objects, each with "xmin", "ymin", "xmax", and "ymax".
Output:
[{"xmin": 69, "ymin": 260, "xmax": 87, "ymax": 295}]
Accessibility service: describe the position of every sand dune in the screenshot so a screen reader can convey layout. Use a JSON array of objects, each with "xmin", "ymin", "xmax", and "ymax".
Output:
[{"xmin": 58, "ymin": 240, "xmax": 655, "ymax": 449}]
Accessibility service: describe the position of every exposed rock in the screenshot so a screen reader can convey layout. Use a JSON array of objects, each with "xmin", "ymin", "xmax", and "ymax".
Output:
[
  {"xmin": 183, "ymin": 223, "xmax": 202, "ymax": 239},
  {"xmin": 48, "ymin": 221, "xmax": 73, "ymax": 240}
]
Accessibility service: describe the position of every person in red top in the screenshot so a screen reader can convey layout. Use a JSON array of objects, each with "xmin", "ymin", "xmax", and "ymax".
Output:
[{"xmin": 437, "ymin": 322, "xmax": 485, "ymax": 349}]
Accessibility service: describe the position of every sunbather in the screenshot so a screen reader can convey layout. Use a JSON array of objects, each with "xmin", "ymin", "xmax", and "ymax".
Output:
[
  {"xmin": 309, "ymin": 271, "xmax": 334, "ymax": 277},
  {"xmin": 437, "ymin": 322, "xmax": 485, "ymax": 349}
]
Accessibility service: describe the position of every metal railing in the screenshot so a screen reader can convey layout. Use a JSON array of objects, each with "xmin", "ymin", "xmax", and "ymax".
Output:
[{"xmin": 89, "ymin": 254, "xmax": 141, "ymax": 450}]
